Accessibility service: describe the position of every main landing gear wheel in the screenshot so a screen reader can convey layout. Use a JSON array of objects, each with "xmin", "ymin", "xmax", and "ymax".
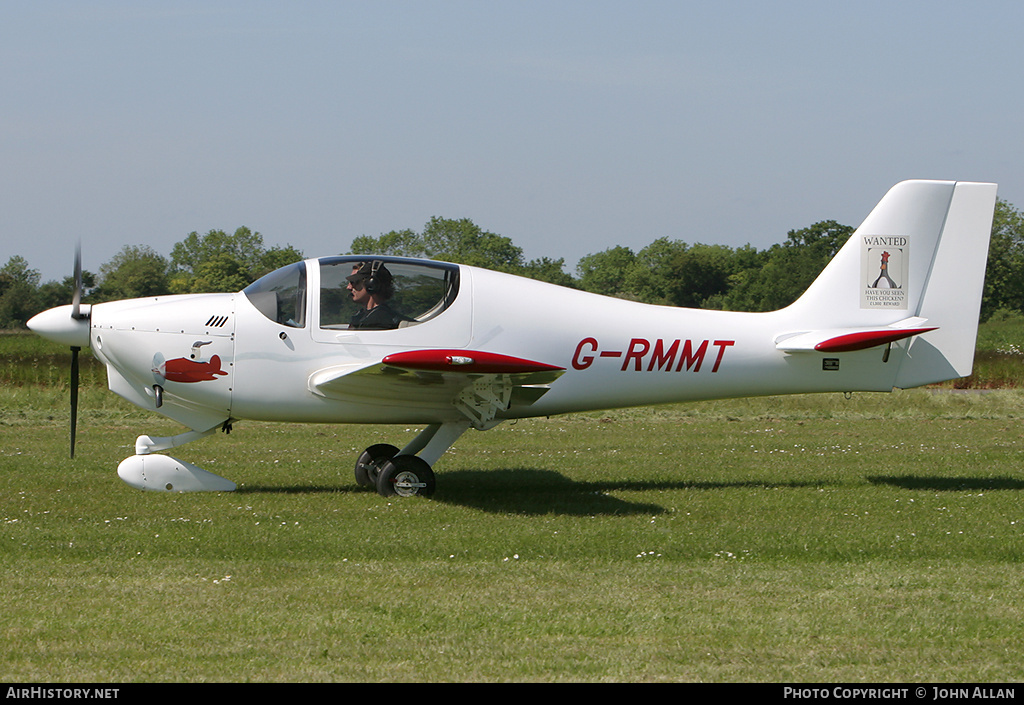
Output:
[
  {"xmin": 354, "ymin": 443, "xmax": 399, "ymax": 488},
  {"xmin": 376, "ymin": 455, "xmax": 436, "ymax": 498}
]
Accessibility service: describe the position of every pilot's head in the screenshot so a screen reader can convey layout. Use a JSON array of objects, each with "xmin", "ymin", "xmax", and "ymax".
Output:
[{"xmin": 346, "ymin": 260, "xmax": 394, "ymax": 300}]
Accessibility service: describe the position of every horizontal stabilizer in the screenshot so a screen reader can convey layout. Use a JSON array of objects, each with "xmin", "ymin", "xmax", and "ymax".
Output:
[{"xmin": 776, "ymin": 318, "xmax": 937, "ymax": 353}]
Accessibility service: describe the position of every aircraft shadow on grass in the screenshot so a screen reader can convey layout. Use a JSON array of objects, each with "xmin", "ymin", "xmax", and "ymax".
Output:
[
  {"xmin": 213, "ymin": 468, "xmax": 1024, "ymax": 515},
  {"xmin": 239, "ymin": 468, "xmax": 832, "ymax": 517},
  {"xmin": 867, "ymin": 475, "xmax": 1024, "ymax": 492}
]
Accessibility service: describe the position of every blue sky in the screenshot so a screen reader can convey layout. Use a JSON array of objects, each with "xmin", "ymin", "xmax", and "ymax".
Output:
[{"xmin": 4, "ymin": 1, "xmax": 1023, "ymax": 284}]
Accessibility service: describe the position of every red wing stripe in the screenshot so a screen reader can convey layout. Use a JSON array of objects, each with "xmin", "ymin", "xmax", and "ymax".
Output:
[
  {"xmin": 382, "ymin": 350, "xmax": 565, "ymax": 374},
  {"xmin": 814, "ymin": 327, "xmax": 938, "ymax": 353}
]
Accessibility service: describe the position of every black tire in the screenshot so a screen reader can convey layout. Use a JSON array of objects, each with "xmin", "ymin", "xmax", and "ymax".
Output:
[
  {"xmin": 376, "ymin": 455, "xmax": 436, "ymax": 498},
  {"xmin": 354, "ymin": 443, "xmax": 399, "ymax": 488}
]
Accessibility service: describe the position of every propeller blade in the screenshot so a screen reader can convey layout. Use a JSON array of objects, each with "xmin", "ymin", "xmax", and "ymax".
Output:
[
  {"xmin": 70, "ymin": 345, "xmax": 80, "ymax": 459},
  {"xmin": 71, "ymin": 243, "xmax": 83, "ymax": 320}
]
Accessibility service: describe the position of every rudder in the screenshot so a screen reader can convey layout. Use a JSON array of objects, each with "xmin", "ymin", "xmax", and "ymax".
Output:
[{"xmin": 894, "ymin": 181, "xmax": 997, "ymax": 387}]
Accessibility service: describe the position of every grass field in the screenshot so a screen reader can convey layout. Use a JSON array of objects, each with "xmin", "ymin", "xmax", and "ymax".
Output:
[{"xmin": 3, "ymin": 329, "xmax": 1024, "ymax": 682}]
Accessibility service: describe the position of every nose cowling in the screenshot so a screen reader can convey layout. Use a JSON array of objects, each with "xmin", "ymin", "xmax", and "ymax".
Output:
[{"xmin": 27, "ymin": 304, "xmax": 92, "ymax": 348}]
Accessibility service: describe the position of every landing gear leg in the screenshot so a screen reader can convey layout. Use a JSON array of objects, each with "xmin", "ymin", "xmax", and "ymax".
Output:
[{"xmin": 396, "ymin": 421, "xmax": 471, "ymax": 467}]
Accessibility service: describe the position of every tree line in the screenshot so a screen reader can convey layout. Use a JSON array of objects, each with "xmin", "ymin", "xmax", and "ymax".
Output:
[{"xmin": 3, "ymin": 200, "xmax": 1023, "ymax": 329}]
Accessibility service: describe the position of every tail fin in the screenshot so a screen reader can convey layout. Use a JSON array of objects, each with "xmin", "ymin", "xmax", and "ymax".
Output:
[{"xmin": 782, "ymin": 180, "xmax": 997, "ymax": 387}]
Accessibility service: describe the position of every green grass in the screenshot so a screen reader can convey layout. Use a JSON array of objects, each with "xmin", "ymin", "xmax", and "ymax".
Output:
[
  {"xmin": 3, "ymin": 386, "xmax": 1024, "ymax": 682},
  {"xmin": 4, "ymin": 325, "xmax": 1024, "ymax": 681},
  {"xmin": 0, "ymin": 330, "xmax": 105, "ymax": 388}
]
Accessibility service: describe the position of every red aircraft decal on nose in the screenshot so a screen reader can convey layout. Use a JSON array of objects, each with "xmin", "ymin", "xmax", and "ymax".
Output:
[{"xmin": 161, "ymin": 355, "xmax": 228, "ymax": 383}]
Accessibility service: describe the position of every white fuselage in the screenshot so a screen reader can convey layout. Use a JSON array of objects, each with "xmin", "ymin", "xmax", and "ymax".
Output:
[{"xmin": 84, "ymin": 260, "xmax": 911, "ymax": 433}]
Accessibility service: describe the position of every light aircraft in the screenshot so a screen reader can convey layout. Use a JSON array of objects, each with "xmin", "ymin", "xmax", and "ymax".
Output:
[{"xmin": 28, "ymin": 180, "xmax": 997, "ymax": 497}]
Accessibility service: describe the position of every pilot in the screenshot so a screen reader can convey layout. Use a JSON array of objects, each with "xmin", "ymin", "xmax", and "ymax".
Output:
[{"xmin": 346, "ymin": 261, "xmax": 404, "ymax": 329}]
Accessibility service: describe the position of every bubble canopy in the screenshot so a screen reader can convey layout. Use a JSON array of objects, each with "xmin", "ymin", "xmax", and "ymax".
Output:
[{"xmin": 243, "ymin": 256, "xmax": 460, "ymax": 331}]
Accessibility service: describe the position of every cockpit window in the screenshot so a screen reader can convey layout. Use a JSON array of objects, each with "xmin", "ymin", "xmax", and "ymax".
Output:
[
  {"xmin": 243, "ymin": 261, "xmax": 307, "ymax": 328},
  {"xmin": 320, "ymin": 257, "xmax": 459, "ymax": 330}
]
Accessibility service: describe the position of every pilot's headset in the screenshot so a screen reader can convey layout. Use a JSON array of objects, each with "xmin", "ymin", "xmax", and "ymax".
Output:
[{"xmin": 364, "ymin": 260, "xmax": 385, "ymax": 294}]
